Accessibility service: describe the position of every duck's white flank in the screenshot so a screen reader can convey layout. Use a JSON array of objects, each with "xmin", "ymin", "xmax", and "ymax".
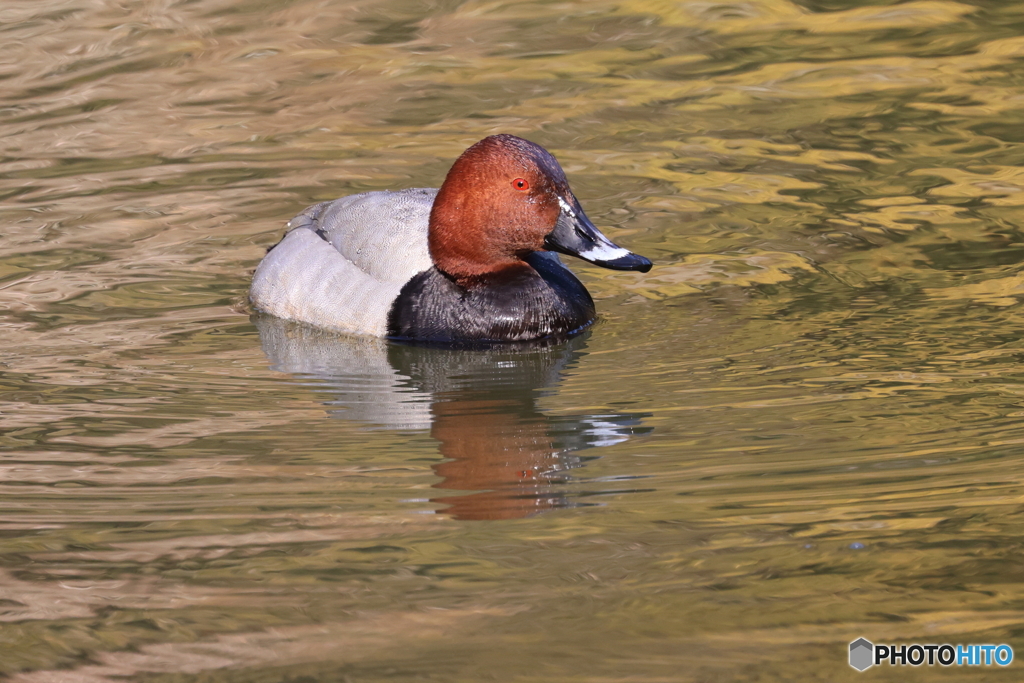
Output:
[{"xmin": 250, "ymin": 189, "xmax": 436, "ymax": 335}]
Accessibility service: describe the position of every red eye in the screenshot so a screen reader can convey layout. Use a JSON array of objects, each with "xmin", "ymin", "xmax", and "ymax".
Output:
[{"xmin": 512, "ymin": 178, "xmax": 529, "ymax": 191}]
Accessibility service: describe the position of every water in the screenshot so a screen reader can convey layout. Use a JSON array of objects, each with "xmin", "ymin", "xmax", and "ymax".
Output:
[{"xmin": 4, "ymin": 0, "xmax": 1024, "ymax": 680}]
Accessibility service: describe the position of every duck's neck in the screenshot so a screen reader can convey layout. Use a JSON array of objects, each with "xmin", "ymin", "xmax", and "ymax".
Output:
[
  {"xmin": 428, "ymin": 181, "xmax": 542, "ymax": 285},
  {"xmin": 440, "ymin": 259, "xmax": 534, "ymax": 289}
]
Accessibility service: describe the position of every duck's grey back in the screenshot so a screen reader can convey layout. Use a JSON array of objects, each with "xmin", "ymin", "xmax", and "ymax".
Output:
[
  {"xmin": 250, "ymin": 188, "xmax": 437, "ymax": 336},
  {"xmin": 311, "ymin": 188, "xmax": 436, "ymax": 281}
]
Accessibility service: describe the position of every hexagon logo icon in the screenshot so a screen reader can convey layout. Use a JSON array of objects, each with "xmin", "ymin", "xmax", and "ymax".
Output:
[{"xmin": 849, "ymin": 638, "xmax": 874, "ymax": 671}]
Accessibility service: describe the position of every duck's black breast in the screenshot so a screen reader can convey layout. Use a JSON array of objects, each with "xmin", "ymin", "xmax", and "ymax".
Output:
[{"xmin": 387, "ymin": 252, "xmax": 596, "ymax": 344}]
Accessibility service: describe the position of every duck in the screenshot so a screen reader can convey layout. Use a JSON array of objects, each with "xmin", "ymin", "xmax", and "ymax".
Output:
[{"xmin": 250, "ymin": 134, "xmax": 652, "ymax": 344}]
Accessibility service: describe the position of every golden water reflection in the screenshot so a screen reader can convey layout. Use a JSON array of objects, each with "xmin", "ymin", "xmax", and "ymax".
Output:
[{"xmin": 7, "ymin": 0, "xmax": 1024, "ymax": 680}]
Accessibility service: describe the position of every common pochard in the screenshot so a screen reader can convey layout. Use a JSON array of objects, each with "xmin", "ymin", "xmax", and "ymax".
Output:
[{"xmin": 250, "ymin": 134, "xmax": 652, "ymax": 344}]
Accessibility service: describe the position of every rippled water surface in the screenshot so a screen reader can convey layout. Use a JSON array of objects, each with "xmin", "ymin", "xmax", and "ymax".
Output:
[{"xmin": 6, "ymin": 0, "xmax": 1024, "ymax": 680}]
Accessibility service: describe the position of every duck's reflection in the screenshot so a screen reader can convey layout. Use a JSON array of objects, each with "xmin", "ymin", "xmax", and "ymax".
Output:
[{"xmin": 254, "ymin": 315, "xmax": 647, "ymax": 520}]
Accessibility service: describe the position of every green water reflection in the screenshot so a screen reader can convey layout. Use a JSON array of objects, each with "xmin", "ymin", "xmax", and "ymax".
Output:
[{"xmin": 4, "ymin": 0, "xmax": 1024, "ymax": 680}]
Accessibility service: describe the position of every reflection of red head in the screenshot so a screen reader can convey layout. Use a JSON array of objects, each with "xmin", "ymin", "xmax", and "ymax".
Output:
[{"xmin": 430, "ymin": 397, "xmax": 566, "ymax": 521}]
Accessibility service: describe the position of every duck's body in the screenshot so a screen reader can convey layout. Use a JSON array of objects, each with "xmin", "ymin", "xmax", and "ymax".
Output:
[
  {"xmin": 250, "ymin": 135, "xmax": 651, "ymax": 344},
  {"xmin": 252, "ymin": 187, "xmax": 595, "ymax": 342}
]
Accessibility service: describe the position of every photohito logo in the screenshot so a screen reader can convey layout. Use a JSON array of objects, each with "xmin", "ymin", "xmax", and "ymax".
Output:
[{"xmin": 849, "ymin": 638, "xmax": 1013, "ymax": 671}]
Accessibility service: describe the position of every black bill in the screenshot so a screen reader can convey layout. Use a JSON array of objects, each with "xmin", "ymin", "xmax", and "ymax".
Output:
[{"xmin": 543, "ymin": 196, "xmax": 652, "ymax": 272}]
